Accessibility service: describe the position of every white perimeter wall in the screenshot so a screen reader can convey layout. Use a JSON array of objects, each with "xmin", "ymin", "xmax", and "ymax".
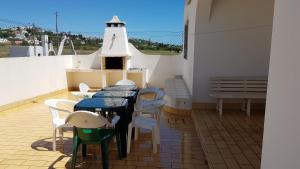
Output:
[
  {"xmin": 261, "ymin": 1, "xmax": 300, "ymax": 169},
  {"xmin": 129, "ymin": 44, "xmax": 182, "ymax": 87},
  {"xmin": 0, "ymin": 56, "xmax": 72, "ymax": 106},
  {"xmin": 0, "ymin": 43, "xmax": 182, "ymax": 107},
  {"xmin": 73, "ymin": 44, "xmax": 182, "ymax": 88},
  {"xmin": 191, "ymin": 0, "xmax": 274, "ymax": 102}
]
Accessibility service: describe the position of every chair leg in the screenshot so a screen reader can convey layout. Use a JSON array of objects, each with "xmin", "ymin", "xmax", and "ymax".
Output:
[
  {"xmin": 134, "ymin": 127, "xmax": 139, "ymax": 141},
  {"xmin": 71, "ymin": 137, "xmax": 80, "ymax": 169},
  {"xmin": 127, "ymin": 123, "xmax": 133, "ymax": 154},
  {"xmin": 156, "ymin": 122, "xmax": 160, "ymax": 145},
  {"xmin": 101, "ymin": 140, "xmax": 109, "ymax": 169},
  {"xmin": 52, "ymin": 128, "xmax": 57, "ymax": 151},
  {"xmin": 152, "ymin": 126, "xmax": 157, "ymax": 153},
  {"xmin": 59, "ymin": 128, "xmax": 63, "ymax": 143}
]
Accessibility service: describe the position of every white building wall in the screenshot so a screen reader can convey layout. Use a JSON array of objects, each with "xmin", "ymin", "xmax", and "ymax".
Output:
[
  {"xmin": 191, "ymin": 0, "xmax": 274, "ymax": 102},
  {"xmin": 261, "ymin": 1, "xmax": 300, "ymax": 169},
  {"xmin": 0, "ymin": 56, "xmax": 72, "ymax": 106},
  {"xmin": 182, "ymin": 0, "xmax": 198, "ymax": 95}
]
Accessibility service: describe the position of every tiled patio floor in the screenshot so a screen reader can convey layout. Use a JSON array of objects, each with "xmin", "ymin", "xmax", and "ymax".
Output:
[
  {"xmin": 193, "ymin": 109, "xmax": 265, "ymax": 169},
  {"xmin": 0, "ymin": 92, "xmax": 208, "ymax": 169}
]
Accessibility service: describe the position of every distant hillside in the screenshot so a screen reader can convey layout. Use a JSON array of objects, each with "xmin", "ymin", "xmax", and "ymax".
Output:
[
  {"xmin": 129, "ymin": 38, "xmax": 182, "ymax": 53},
  {"xmin": 0, "ymin": 26, "xmax": 182, "ymax": 56}
]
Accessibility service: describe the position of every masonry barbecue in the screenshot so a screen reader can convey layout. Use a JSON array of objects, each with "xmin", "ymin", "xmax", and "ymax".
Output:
[{"xmin": 100, "ymin": 16, "xmax": 132, "ymax": 70}]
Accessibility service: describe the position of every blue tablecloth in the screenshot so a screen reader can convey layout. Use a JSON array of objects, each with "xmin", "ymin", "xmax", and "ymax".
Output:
[
  {"xmin": 74, "ymin": 98, "xmax": 128, "ymax": 113},
  {"xmin": 92, "ymin": 91, "xmax": 137, "ymax": 115},
  {"xmin": 74, "ymin": 98, "xmax": 129, "ymax": 158},
  {"xmin": 102, "ymin": 85, "xmax": 138, "ymax": 91}
]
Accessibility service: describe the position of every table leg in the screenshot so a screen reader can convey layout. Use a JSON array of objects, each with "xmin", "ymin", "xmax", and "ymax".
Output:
[
  {"xmin": 82, "ymin": 144, "xmax": 87, "ymax": 157},
  {"xmin": 120, "ymin": 126, "xmax": 127, "ymax": 158}
]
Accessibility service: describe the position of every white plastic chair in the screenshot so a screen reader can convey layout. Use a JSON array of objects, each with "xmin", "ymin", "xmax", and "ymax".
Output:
[
  {"xmin": 127, "ymin": 99, "xmax": 166, "ymax": 154},
  {"xmin": 134, "ymin": 87, "xmax": 166, "ymax": 142},
  {"xmin": 66, "ymin": 111, "xmax": 120, "ymax": 129},
  {"xmin": 115, "ymin": 79, "xmax": 136, "ymax": 86},
  {"xmin": 71, "ymin": 91, "xmax": 96, "ymax": 101},
  {"xmin": 79, "ymin": 83, "xmax": 90, "ymax": 93},
  {"xmin": 72, "ymin": 83, "xmax": 97, "ymax": 101},
  {"xmin": 45, "ymin": 99, "xmax": 77, "ymax": 151},
  {"xmin": 137, "ymin": 87, "xmax": 165, "ymax": 102},
  {"xmin": 66, "ymin": 111, "xmax": 120, "ymax": 169}
]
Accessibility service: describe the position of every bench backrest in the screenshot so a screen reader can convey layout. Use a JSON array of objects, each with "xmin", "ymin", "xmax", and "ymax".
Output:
[{"xmin": 210, "ymin": 76, "xmax": 268, "ymax": 93}]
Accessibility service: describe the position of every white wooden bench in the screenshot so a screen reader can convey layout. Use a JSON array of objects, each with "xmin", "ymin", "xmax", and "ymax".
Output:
[{"xmin": 209, "ymin": 76, "xmax": 268, "ymax": 116}]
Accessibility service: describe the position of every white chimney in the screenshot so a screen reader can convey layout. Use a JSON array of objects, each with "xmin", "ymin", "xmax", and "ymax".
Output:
[{"xmin": 100, "ymin": 16, "xmax": 132, "ymax": 57}]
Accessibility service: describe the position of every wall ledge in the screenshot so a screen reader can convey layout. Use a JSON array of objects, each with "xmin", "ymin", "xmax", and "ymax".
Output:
[{"xmin": 0, "ymin": 89, "xmax": 68, "ymax": 112}]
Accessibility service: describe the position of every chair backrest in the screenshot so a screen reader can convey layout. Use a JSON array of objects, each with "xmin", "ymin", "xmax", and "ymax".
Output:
[
  {"xmin": 137, "ymin": 87, "xmax": 165, "ymax": 101},
  {"xmin": 116, "ymin": 79, "xmax": 136, "ymax": 86},
  {"xmin": 45, "ymin": 99, "xmax": 77, "ymax": 125},
  {"xmin": 66, "ymin": 111, "xmax": 111, "ymax": 128},
  {"xmin": 66, "ymin": 111, "xmax": 115, "ymax": 143},
  {"xmin": 79, "ymin": 83, "xmax": 90, "ymax": 93},
  {"xmin": 133, "ymin": 99, "xmax": 166, "ymax": 123}
]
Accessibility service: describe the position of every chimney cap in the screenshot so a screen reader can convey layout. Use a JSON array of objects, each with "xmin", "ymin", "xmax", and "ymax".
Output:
[{"xmin": 106, "ymin": 16, "xmax": 126, "ymax": 25}]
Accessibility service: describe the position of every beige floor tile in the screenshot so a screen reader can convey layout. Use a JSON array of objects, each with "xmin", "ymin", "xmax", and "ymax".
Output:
[
  {"xmin": 0, "ymin": 92, "xmax": 209, "ymax": 169},
  {"xmin": 193, "ymin": 109, "xmax": 264, "ymax": 169}
]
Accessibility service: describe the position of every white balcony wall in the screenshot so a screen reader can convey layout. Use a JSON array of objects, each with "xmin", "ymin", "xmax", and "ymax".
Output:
[
  {"xmin": 261, "ymin": 1, "xmax": 300, "ymax": 168},
  {"xmin": 189, "ymin": 0, "xmax": 274, "ymax": 102},
  {"xmin": 129, "ymin": 44, "xmax": 182, "ymax": 88},
  {"xmin": 72, "ymin": 44, "xmax": 182, "ymax": 88},
  {"xmin": 72, "ymin": 51, "xmax": 101, "ymax": 70},
  {"xmin": 0, "ymin": 56, "xmax": 72, "ymax": 106}
]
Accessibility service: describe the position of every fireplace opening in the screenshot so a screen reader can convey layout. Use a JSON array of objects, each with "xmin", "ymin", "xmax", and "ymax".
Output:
[{"xmin": 104, "ymin": 57, "xmax": 124, "ymax": 69}]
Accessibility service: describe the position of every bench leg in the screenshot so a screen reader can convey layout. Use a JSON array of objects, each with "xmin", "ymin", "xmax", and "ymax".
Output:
[
  {"xmin": 241, "ymin": 99, "xmax": 247, "ymax": 111},
  {"xmin": 246, "ymin": 99, "xmax": 251, "ymax": 116},
  {"xmin": 218, "ymin": 99, "xmax": 223, "ymax": 116}
]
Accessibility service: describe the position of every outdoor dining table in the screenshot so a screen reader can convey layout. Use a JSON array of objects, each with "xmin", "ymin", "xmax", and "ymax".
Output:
[
  {"xmin": 74, "ymin": 97, "xmax": 129, "ymax": 158},
  {"xmin": 102, "ymin": 85, "xmax": 139, "ymax": 92},
  {"xmin": 92, "ymin": 90, "xmax": 138, "ymax": 116}
]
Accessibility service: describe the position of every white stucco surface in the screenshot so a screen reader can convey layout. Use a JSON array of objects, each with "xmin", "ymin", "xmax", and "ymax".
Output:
[
  {"xmin": 101, "ymin": 27, "xmax": 131, "ymax": 57},
  {"xmin": 72, "ymin": 44, "xmax": 182, "ymax": 88},
  {"xmin": 181, "ymin": 0, "xmax": 198, "ymax": 95},
  {"xmin": 0, "ymin": 56, "xmax": 72, "ymax": 106},
  {"xmin": 189, "ymin": 0, "xmax": 274, "ymax": 102},
  {"xmin": 261, "ymin": 1, "xmax": 300, "ymax": 168},
  {"xmin": 129, "ymin": 44, "xmax": 182, "ymax": 87}
]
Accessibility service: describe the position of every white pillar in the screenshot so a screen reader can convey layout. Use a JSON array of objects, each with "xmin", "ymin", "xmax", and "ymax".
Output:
[
  {"xmin": 41, "ymin": 35, "xmax": 49, "ymax": 56},
  {"xmin": 261, "ymin": 1, "xmax": 300, "ymax": 169}
]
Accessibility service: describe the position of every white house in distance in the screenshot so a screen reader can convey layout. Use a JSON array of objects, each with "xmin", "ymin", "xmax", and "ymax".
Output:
[{"xmin": 0, "ymin": 38, "xmax": 9, "ymax": 44}]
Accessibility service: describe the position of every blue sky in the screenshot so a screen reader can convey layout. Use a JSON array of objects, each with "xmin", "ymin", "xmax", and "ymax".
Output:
[{"xmin": 0, "ymin": 0, "xmax": 184, "ymax": 44}]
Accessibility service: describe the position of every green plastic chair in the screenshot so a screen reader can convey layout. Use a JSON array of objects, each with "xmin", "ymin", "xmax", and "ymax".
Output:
[{"xmin": 66, "ymin": 111, "xmax": 122, "ymax": 169}]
